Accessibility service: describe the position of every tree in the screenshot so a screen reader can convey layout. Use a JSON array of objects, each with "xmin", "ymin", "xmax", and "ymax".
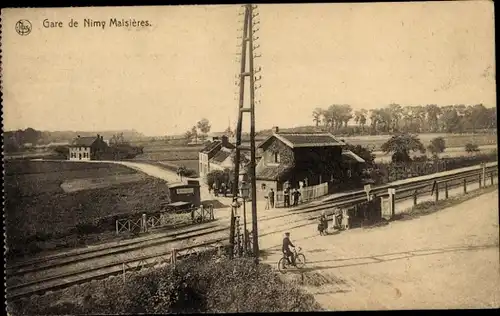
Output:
[
  {"xmin": 177, "ymin": 165, "xmax": 189, "ymax": 180},
  {"xmin": 381, "ymin": 133, "xmax": 426, "ymax": 163},
  {"xmin": 468, "ymin": 104, "xmax": 489, "ymax": 132},
  {"xmin": 354, "ymin": 109, "xmax": 367, "ymax": 130},
  {"xmin": 197, "ymin": 118, "xmax": 211, "ymax": 142},
  {"xmin": 388, "ymin": 103, "xmax": 403, "ymax": 132},
  {"xmin": 344, "ymin": 144, "xmax": 375, "ymax": 166},
  {"xmin": 369, "ymin": 109, "xmax": 382, "ymax": 134},
  {"xmin": 427, "ymin": 137, "xmax": 446, "ymax": 158},
  {"xmin": 312, "ymin": 108, "xmax": 323, "ymax": 126},
  {"xmin": 110, "ymin": 132, "xmax": 125, "ymax": 145},
  {"xmin": 190, "ymin": 126, "xmax": 198, "ymax": 144},
  {"xmin": 440, "ymin": 106, "xmax": 460, "ymax": 133},
  {"xmin": 413, "ymin": 106, "xmax": 427, "ymax": 133},
  {"xmin": 425, "ymin": 104, "xmax": 442, "ymax": 133},
  {"xmin": 184, "ymin": 130, "xmax": 193, "ymax": 141}
]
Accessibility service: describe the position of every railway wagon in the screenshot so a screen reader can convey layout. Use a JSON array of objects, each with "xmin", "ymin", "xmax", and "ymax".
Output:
[{"xmin": 162, "ymin": 180, "xmax": 202, "ymax": 213}]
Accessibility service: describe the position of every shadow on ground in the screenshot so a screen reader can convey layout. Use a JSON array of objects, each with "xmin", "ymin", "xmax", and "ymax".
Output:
[
  {"xmin": 202, "ymin": 199, "xmax": 230, "ymax": 209},
  {"xmin": 301, "ymin": 243, "xmax": 498, "ymax": 272}
]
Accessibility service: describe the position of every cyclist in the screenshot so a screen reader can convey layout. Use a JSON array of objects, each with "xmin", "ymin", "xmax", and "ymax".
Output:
[{"xmin": 282, "ymin": 232, "xmax": 296, "ymax": 268}]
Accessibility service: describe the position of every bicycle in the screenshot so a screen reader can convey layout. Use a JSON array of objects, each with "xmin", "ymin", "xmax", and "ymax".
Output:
[{"xmin": 278, "ymin": 247, "xmax": 306, "ymax": 273}]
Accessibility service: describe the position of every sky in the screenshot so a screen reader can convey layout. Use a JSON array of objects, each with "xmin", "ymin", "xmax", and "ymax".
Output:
[{"xmin": 2, "ymin": 2, "xmax": 496, "ymax": 136}]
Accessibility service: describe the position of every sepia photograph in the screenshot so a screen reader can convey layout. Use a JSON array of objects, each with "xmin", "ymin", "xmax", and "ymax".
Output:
[{"xmin": 2, "ymin": 2, "xmax": 498, "ymax": 313}]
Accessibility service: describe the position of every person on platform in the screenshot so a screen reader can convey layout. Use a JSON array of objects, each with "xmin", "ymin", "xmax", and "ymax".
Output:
[
  {"xmin": 268, "ymin": 188, "xmax": 275, "ymax": 209},
  {"xmin": 292, "ymin": 188, "xmax": 301, "ymax": 206},
  {"xmin": 221, "ymin": 182, "xmax": 226, "ymax": 197},
  {"xmin": 284, "ymin": 187, "xmax": 290, "ymax": 207}
]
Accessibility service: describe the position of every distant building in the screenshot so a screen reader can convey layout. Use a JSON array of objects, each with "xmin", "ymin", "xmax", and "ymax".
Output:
[
  {"xmin": 198, "ymin": 135, "xmax": 252, "ymax": 180},
  {"xmin": 255, "ymin": 126, "xmax": 365, "ymax": 197},
  {"xmin": 207, "ymin": 132, "xmax": 236, "ymax": 144},
  {"xmin": 68, "ymin": 134, "xmax": 108, "ymax": 161}
]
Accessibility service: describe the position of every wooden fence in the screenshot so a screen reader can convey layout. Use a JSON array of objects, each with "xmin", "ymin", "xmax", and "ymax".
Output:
[
  {"xmin": 115, "ymin": 204, "xmax": 215, "ymax": 235},
  {"xmin": 274, "ymin": 182, "xmax": 329, "ymax": 208}
]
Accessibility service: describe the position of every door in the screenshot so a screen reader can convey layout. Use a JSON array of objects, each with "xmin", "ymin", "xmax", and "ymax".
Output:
[{"xmin": 79, "ymin": 153, "xmax": 82, "ymax": 160}]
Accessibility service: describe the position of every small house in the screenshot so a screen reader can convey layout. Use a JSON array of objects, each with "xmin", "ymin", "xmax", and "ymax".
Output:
[
  {"xmin": 68, "ymin": 134, "xmax": 108, "ymax": 161},
  {"xmin": 255, "ymin": 126, "xmax": 365, "ymax": 198},
  {"xmin": 199, "ymin": 135, "xmax": 235, "ymax": 178}
]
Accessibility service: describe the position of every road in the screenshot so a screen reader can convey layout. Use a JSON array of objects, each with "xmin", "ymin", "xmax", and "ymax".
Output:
[{"xmin": 259, "ymin": 190, "xmax": 500, "ymax": 310}]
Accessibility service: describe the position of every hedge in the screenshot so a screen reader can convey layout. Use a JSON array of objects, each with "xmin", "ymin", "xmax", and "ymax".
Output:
[{"xmin": 9, "ymin": 253, "xmax": 322, "ymax": 314}]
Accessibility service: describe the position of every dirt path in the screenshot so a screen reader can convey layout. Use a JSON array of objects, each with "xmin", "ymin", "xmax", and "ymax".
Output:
[{"xmin": 260, "ymin": 190, "xmax": 499, "ymax": 310}]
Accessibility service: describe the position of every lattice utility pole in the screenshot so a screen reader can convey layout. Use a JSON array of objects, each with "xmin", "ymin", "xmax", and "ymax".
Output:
[{"xmin": 232, "ymin": 3, "xmax": 262, "ymax": 263}]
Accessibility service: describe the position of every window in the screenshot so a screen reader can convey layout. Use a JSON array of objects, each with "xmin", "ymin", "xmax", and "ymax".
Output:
[
  {"xmin": 274, "ymin": 152, "xmax": 280, "ymax": 163},
  {"xmin": 261, "ymin": 183, "xmax": 267, "ymax": 190}
]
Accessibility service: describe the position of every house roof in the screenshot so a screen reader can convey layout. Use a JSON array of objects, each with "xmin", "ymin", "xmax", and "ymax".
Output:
[
  {"xmin": 210, "ymin": 148, "xmax": 233, "ymax": 164},
  {"xmin": 258, "ymin": 132, "xmax": 345, "ymax": 149},
  {"xmin": 255, "ymin": 164, "xmax": 294, "ymax": 181},
  {"xmin": 200, "ymin": 140, "xmax": 222, "ymax": 154},
  {"xmin": 342, "ymin": 150, "xmax": 366, "ymax": 163},
  {"xmin": 70, "ymin": 136, "xmax": 97, "ymax": 147}
]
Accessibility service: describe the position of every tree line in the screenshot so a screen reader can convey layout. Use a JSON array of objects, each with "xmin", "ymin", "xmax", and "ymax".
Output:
[{"xmin": 312, "ymin": 103, "xmax": 496, "ymax": 135}]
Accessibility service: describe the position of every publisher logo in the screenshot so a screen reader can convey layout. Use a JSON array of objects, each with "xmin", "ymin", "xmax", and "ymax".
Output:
[{"xmin": 16, "ymin": 20, "xmax": 32, "ymax": 36}]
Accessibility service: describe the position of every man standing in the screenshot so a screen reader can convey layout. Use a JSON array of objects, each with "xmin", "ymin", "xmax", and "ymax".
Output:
[
  {"xmin": 268, "ymin": 188, "xmax": 275, "ymax": 209},
  {"xmin": 293, "ymin": 188, "xmax": 301, "ymax": 206},
  {"xmin": 284, "ymin": 186, "xmax": 290, "ymax": 207}
]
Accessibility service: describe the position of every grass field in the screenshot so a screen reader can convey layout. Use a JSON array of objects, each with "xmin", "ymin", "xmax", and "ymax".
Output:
[{"xmin": 5, "ymin": 160, "xmax": 170, "ymax": 258}]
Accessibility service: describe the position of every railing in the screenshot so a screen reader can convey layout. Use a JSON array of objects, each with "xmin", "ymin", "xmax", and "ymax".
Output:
[
  {"xmin": 300, "ymin": 182, "xmax": 329, "ymax": 203},
  {"xmin": 115, "ymin": 204, "xmax": 215, "ymax": 235},
  {"xmin": 329, "ymin": 164, "xmax": 498, "ymax": 225},
  {"xmin": 274, "ymin": 182, "xmax": 329, "ymax": 208}
]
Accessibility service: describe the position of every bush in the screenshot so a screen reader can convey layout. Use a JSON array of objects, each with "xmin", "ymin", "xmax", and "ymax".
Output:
[
  {"xmin": 9, "ymin": 255, "xmax": 322, "ymax": 314},
  {"xmin": 465, "ymin": 143, "xmax": 480, "ymax": 154},
  {"xmin": 427, "ymin": 137, "xmax": 446, "ymax": 157}
]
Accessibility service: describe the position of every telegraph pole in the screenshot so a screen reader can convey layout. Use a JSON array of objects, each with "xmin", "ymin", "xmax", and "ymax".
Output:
[{"xmin": 232, "ymin": 3, "xmax": 262, "ymax": 263}]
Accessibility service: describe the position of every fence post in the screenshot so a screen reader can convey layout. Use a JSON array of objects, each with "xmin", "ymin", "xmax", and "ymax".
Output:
[
  {"xmin": 142, "ymin": 213, "xmax": 147, "ymax": 233},
  {"xmin": 491, "ymin": 172, "xmax": 494, "ymax": 186},
  {"xmin": 445, "ymin": 182, "xmax": 449, "ymax": 199},
  {"xmin": 435, "ymin": 182, "xmax": 439, "ymax": 202},
  {"xmin": 388, "ymin": 188, "xmax": 396, "ymax": 218},
  {"xmin": 122, "ymin": 263, "xmax": 126, "ymax": 283},
  {"xmin": 413, "ymin": 190, "xmax": 418, "ymax": 206},
  {"xmin": 478, "ymin": 174, "xmax": 482, "ymax": 189},
  {"xmin": 463, "ymin": 178, "xmax": 467, "ymax": 194},
  {"xmin": 116, "ymin": 220, "xmax": 119, "ymax": 235},
  {"xmin": 171, "ymin": 248, "xmax": 177, "ymax": 269},
  {"xmin": 482, "ymin": 163, "xmax": 486, "ymax": 187}
]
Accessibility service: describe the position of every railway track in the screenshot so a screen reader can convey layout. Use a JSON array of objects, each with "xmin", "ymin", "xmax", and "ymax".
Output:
[{"xmin": 6, "ymin": 162, "xmax": 497, "ymax": 301}]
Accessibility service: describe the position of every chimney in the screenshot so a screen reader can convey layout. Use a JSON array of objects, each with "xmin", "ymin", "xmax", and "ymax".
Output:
[
  {"xmin": 272, "ymin": 126, "xmax": 279, "ymax": 134},
  {"xmin": 101, "ymin": 135, "xmax": 104, "ymax": 141},
  {"xmin": 221, "ymin": 135, "xmax": 229, "ymax": 146},
  {"xmin": 97, "ymin": 134, "xmax": 100, "ymax": 139},
  {"xmin": 77, "ymin": 135, "xmax": 80, "ymax": 138}
]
